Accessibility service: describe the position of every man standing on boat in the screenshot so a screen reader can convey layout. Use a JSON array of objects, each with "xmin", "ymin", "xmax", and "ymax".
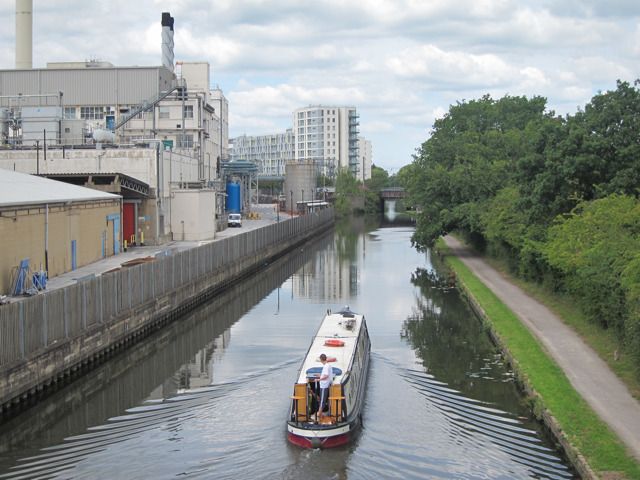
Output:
[{"xmin": 316, "ymin": 353, "xmax": 333, "ymax": 419}]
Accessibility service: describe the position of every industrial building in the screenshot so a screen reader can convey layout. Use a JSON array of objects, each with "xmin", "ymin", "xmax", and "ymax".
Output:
[
  {"xmin": 0, "ymin": 60, "xmax": 227, "ymax": 180},
  {"xmin": 0, "ymin": 169, "xmax": 121, "ymax": 295},
  {"xmin": 0, "ymin": 8, "xmax": 230, "ymax": 248},
  {"xmin": 284, "ymin": 161, "xmax": 317, "ymax": 213}
]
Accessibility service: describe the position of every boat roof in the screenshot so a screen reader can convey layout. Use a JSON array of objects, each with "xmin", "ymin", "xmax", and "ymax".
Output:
[{"xmin": 297, "ymin": 308, "xmax": 365, "ymax": 385}]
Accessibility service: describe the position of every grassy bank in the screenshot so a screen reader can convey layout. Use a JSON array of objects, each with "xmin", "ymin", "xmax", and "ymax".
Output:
[{"xmin": 437, "ymin": 239, "xmax": 640, "ymax": 479}]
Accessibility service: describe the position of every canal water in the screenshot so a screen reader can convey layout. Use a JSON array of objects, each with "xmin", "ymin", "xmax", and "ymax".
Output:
[{"xmin": 0, "ymin": 216, "xmax": 575, "ymax": 479}]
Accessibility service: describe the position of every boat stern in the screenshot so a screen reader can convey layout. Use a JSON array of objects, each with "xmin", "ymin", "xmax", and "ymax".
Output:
[{"xmin": 286, "ymin": 423, "xmax": 351, "ymax": 449}]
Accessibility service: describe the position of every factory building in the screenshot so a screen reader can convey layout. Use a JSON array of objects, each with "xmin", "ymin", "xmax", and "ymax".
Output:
[
  {"xmin": 0, "ymin": 169, "xmax": 121, "ymax": 296},
  {"xmin": 0, "ymin": 60, "xmax": 227, "ymax": 180},
  {"xmin": 0, "ymin": 10, "xmax": 230, "ymax": 248}
]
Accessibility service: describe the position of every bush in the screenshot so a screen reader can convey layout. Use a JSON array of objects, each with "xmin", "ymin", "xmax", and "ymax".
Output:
[{"xmin": 543, "ymin": 194, "xmax": 640, "ymax": 367}]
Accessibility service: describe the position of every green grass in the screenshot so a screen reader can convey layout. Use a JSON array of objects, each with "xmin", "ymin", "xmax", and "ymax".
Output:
[{"xmin": 437, "ymin": 239, "xmax": 640, "ymax": 479}]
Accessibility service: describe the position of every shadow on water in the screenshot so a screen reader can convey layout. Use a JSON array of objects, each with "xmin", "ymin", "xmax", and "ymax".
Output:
[
  {"xmin": 0, "ymin": 232, "xmax": 334, "ymax": 476},
  {"xmin": 0, "ymin": 217, "xmax": 576, "ymax": 480}
]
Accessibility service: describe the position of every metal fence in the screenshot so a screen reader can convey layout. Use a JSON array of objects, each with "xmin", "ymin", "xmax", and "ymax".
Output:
[{"xmin": 0, "ymin": 210, "xmax": 333, "ymax": 367}]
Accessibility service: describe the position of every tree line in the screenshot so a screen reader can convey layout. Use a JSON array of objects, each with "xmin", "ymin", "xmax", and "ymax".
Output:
[{"xmin": 399, "ymin": 80, "xmax": 640, "ymax": 370}]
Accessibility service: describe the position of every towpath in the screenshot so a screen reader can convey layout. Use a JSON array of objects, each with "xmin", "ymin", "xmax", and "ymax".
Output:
[{"xmin": 443, "ymin": 235, "xmax": 640, "ymax": 462}]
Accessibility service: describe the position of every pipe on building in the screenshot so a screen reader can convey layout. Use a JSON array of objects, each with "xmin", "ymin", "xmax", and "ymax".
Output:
[
  {"xmin": 15, "ymin": 0, "xmax": 33, "ymax": 69},
  {"xmin": 44, "ymin": 203, "xmax": 49, "ymax": 273},
  {"xmin": 156, "ymin": 143, "xmax": 161, "ymax": 243}
]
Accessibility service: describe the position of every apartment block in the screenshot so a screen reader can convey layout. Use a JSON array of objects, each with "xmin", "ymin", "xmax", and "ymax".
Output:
[
  {"xmin": 358, "ymin": 137, "xmax": 372, "ymax": 181},
  {"xmin": 293, "ymin": 106, "xmax": 360, "ymax": 178},
  {"xmin": 229, "ymin": 130, "xmax": 294, "ymax": 176}
]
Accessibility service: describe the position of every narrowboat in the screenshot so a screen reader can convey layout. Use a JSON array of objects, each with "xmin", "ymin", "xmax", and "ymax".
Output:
[{"xmin": 286, "ymin": 306, "xmax": 371, "ymax": 448}]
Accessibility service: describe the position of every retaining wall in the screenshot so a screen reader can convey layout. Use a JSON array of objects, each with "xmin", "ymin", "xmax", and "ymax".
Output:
[{"xmin": 0, "ymin": 209, "xmax": 333, "ymax": 410}]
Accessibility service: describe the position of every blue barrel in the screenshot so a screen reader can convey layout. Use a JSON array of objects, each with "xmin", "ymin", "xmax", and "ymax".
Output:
[{"xmin": 226, "ymin": 182, "xmax": 241, "ymax": 213}]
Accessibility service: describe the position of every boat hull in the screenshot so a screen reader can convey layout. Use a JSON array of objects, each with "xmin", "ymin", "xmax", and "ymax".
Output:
[
  {"xmin": 287, "ymin": 308, "xmax": 370, "ymax": 449},
  {"xmin": 287, "ymin": 426, "xmax": 352, "ymax": 449},
  {"xmin": 287, "ymin": 410, "xmax": 365, "ymax": 449}
]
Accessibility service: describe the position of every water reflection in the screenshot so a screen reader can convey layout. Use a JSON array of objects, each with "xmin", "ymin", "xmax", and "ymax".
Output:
[
  {"xmin": 403, "ymin": 263, "xmax": 524, "ymax": 408},
  {"xmin": 0, "ymin": 232, "xmax": 333, "ymax": 474},
  {"xmin": 0, "ymin": 218, "xmax": 574, "ymax": 479}
]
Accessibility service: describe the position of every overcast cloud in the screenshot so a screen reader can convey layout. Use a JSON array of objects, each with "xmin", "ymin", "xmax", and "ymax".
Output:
[{"xmin": 0, "ymin": 0, "xmax": 638, "ymax": 171}]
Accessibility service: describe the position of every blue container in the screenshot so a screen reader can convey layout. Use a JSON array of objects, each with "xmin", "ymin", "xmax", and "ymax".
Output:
[{"xmin": 226, "ymin": 182, "xmax": 241, "ymax": 213}]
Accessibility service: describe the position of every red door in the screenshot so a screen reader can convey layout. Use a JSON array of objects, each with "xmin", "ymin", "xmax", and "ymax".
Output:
[{"xmin": 123, "ymin": 203, "xmax": 135, "ymax": 245}]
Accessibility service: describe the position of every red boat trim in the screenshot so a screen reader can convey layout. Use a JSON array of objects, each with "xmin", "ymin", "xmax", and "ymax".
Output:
[{"xmin": 287, "ymin": 431, "xmax": 350, "ymax": 449}]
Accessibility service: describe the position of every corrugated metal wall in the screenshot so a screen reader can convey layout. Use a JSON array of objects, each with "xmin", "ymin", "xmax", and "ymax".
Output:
[
  {"xmin": 0, "ymin": 67, "xmax": 175, "ymax": 106},
  {"xmin": 0, "ymin": 210, "xmax": 333, "ymax": 368}
]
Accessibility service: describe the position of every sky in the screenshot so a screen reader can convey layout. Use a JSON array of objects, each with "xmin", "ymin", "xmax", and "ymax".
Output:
[{"xmin": 0, "ymin": 0, "xmax": 638, "ymax": 172}]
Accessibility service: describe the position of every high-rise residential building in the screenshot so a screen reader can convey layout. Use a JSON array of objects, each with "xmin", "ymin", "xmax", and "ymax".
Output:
[
  {"xmin": 358, "ymin": 137, "xmax": 372, "ymax": 182},
  {"xmin": 229, "ymin": 129, "xmax": 294, "ymax": 176},
  {"xmin": 292, "ymin": 106, "xmax": 359, "ymax": 178}
]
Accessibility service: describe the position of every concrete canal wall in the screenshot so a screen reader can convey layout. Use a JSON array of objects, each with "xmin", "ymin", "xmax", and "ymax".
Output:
[{"xmin": 0, "ymin": 209, "xmax": 334, "ymax": 411}]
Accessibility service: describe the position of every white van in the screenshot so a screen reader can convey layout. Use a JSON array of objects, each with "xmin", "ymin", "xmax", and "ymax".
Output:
[{"xmin": 228, "ymin": 213, "xmax": 242, "ymax": 228}]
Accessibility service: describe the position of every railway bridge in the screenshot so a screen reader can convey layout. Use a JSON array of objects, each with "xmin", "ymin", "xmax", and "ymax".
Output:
[{"xmin": 380, "ymin": 187, "xmax": 406, "ymax": 200}]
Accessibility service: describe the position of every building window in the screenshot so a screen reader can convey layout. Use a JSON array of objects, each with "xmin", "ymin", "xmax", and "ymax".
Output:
[
  {"xmin": 159, "ymin": 107, "xmax": 170, "ymax": 119},
  {"xmin": 80, "ymin": 106, "xmax": 104, "ymax": 120},
  {"xmin": 135, "ymin": 110, "xmax": 152, "ymax": 120},
  {"xmin": 183, "ymin": 105, "xmax": 194, "ymax": 119},
  {"xmin": 64, "ymin": 107, "xmax": 76, "ymax": 119},
  {"xmin": 177, "ymin": 134, "xmax": 194, "ymax": 148}
]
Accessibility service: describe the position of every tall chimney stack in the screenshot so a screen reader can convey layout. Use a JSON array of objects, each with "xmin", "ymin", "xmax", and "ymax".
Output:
[
  {"xmin": 15, "ymin": 0, "xmax": 33, "ymax": 69},
  {"xmin": 161, "ymin": 12, "xmax": 174, "ymax": 73}
]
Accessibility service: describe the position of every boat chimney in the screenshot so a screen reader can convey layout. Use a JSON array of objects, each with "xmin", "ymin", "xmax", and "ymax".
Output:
[
  {"xmin": 161, "ymin": 12, "xmax": 174, "ymax": 73},
  {"xmin": 15, "ymin": 0, "xmax": 33, "ymax": 69}
]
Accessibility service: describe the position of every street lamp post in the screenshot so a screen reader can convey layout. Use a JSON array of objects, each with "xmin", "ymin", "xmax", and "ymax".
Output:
[
  {"xmin": 290, "ymin": 190, "xmax": 293, "ymax": 216},
  {"xmin": 301, "ymin": 189, "xmax": 304, "ymax": 215}
]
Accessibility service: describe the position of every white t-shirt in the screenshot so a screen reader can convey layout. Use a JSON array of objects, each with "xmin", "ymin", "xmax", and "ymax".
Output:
[{"xmin": 319, "ymin": 362, "xmax": 333, "ymax": 389}]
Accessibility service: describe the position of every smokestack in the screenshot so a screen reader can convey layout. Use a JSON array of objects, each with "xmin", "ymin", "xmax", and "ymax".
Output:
[
  {"xmin": 16, "ymin": 0, "xmax": 33, "ymax": 69},
  {"xmin": 161, "ymin": 12, "xmax": 174, "ymax": 73}
]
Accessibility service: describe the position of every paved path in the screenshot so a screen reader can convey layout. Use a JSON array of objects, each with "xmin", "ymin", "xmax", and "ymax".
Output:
[{"xmin": 443, "ymin": 235, "xmax": 640, "ymax": 462}]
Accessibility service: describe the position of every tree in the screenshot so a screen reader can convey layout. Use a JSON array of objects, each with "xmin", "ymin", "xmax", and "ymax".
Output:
[
  {"xmin": 334, "ymin": 168, "xmax": 363, "ymax": 216},
  {"xmin": 517, "ymin": 81, "xmax": 640, "ymax": 224},
  {"xmin": 543, "ymin": 194, "xmax": 640, "ymax": 363},
  {"xmin": 409, "ymin": 94, "xmax": 550, "ymax": 249},
  {"xmin": 364, "ymin": 164, "xmax": 389, "ymax": 213}
]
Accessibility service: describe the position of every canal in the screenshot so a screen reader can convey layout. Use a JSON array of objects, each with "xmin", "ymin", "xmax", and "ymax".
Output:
[{"xmin": 0, "ymin": 216, "xmax": 574, "ymax": 479}]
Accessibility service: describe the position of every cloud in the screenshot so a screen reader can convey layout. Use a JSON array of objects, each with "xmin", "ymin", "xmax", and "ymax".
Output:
[
  {"xmin": 386, "ymin": 44, "xmax": 515, "ymax": 88},
  {"xmin": 0, "ymin": 0, "xmax": 638, "ymax": 171},
  {"xmin": 362, "ymin": 120, "xmax": 393, "ymax": 133}
]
